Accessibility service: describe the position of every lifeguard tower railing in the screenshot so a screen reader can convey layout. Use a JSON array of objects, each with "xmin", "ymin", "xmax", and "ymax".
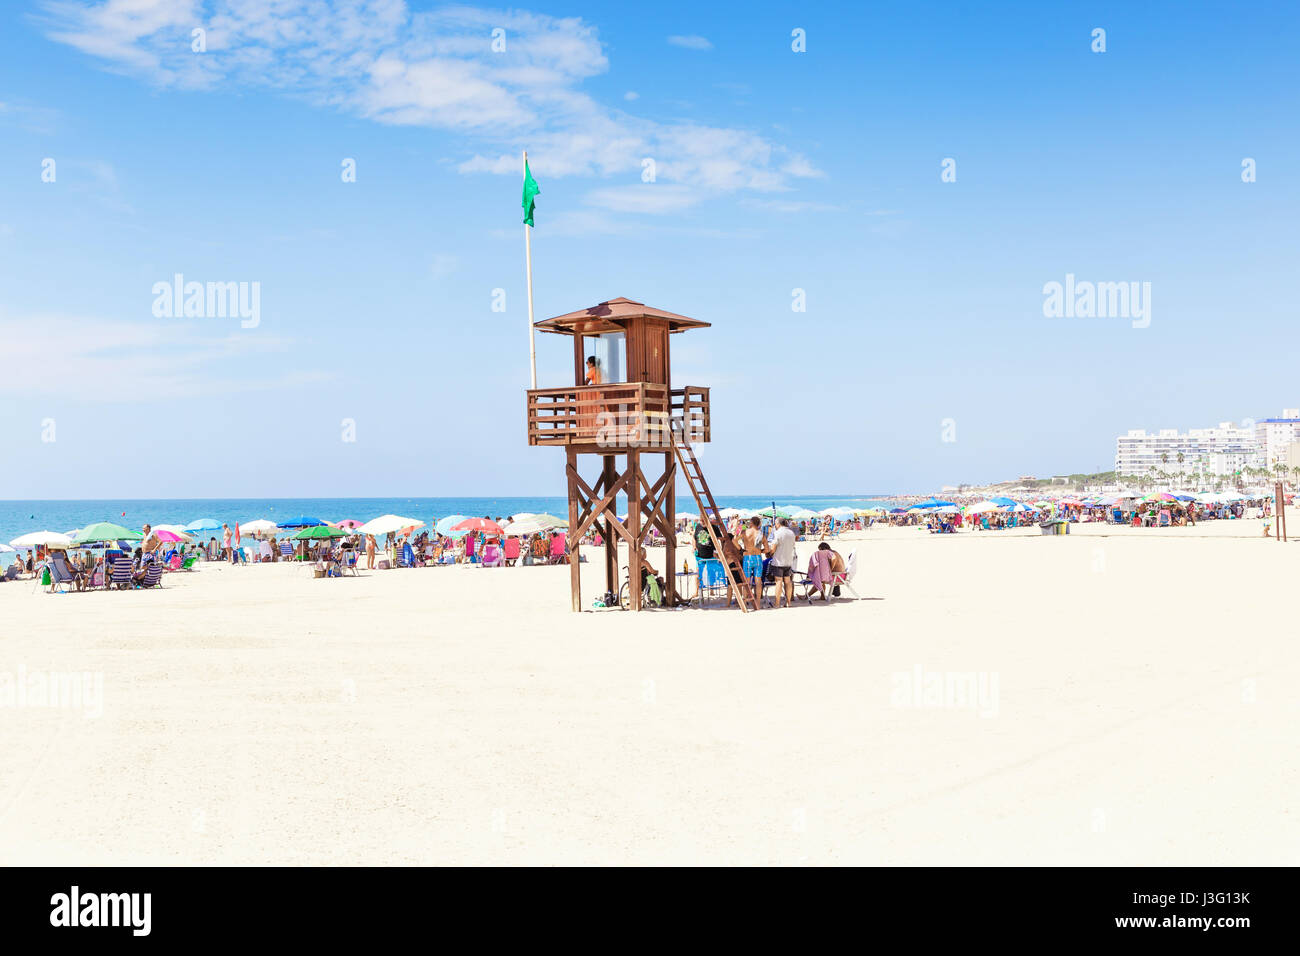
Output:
[{"xmin": 526, "ymin": 383, "xmax": 710, "ymax": 447}]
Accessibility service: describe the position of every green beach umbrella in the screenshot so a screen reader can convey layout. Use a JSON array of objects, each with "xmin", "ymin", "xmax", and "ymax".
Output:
[
  {"xmin": 755, "ymin": 506, "xmax": 791, "ymax": 519},
  {"xmin": 292, "ymin": 525, "xmax": 349, "ymax": 540},
  {"xmin": 73, "ymin": 522, "xmax": 143, "ymax": 545}
]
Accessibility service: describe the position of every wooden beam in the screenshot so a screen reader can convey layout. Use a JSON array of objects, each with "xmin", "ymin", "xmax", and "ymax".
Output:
[
  {"xmin": 603, "ymin": 455, "xmax": 617, "ymax": 596},
  {"xmin": 566, "ymin": 447, "xmax": 582, "ymax": 611},
  {"xmin": 628, "ymin": 448, "xmax": 642, "ymax": 611},
  {"xmin": 664, "ymin": 451, "xmax": 677, "ymax": 605}
]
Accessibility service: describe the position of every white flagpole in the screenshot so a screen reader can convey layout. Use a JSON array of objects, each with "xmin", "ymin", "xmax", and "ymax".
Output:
[{"xmin": 524, "ymin": 149, "xmax": 537, "ymax": 389}]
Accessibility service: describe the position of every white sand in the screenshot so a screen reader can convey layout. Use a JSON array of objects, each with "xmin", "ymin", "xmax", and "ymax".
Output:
[{"xmin": 2, "ymin": 519, "xmax": 1296, "ymax": 865}]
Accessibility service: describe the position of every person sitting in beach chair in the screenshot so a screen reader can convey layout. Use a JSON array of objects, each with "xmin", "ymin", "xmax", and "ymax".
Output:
[
  {"xmin": 47, "ymin": 550, "xmax": 84, "ymax": 593},
  {"xmin": 502, "ymin": 537, "xmax": 521, "ymax": 566},
  {"xmin": 480, "ymin": 541, "xmax": 503, "ymax": 567},
  {"xmin": 548, "ymin": 532, "xmax": 567, "ymax": 565}
]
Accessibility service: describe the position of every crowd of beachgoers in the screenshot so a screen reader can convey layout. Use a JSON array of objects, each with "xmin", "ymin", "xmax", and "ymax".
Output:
[{"xmin": 2, "ymin": 489, "xmax": 1286, "ymax": 600}]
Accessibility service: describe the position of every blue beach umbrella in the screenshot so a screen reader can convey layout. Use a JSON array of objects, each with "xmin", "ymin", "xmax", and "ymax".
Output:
[
  {"xmin": 185, "ymin": 518, "xmax": 220, "ymax": 531},
  {"xmin": 277, "ymin": 516, "xmax": 325, "ymax": 529},
  {"xmin": 435, "ymin": 514, "xmax": 468, "ymax": 535}
]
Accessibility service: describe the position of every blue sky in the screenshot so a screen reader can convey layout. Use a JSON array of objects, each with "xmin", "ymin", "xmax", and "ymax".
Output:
[{"xmin": 1, "ymin": 0, "xmax": 1297, "ymax": 499}]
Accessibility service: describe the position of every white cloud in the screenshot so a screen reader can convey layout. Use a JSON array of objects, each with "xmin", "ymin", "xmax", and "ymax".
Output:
[
  {"xmin": 430, "ymin": 253, "xmax": 459, "ymax": 279},
  {"xmin": 667, "ymin": 35, "xmax": 712, "ymax": 51},
  {"xmin": 623, "ymin": 90, "xmax": 638, "ymax": 101},
  {"xmin": 0, "ymin": 312, "xmax": 312, "ymax": 400},
  {"xmin": 740, "ymin": 198, "xmax": 837, "ymax": 214},
  {"xmin": 584, "ymin": 184, "xmax": 701, "ymax": 215},
  {"xmin": 42, "ymin": 1, "xmax": 818, "ymax": 200}
]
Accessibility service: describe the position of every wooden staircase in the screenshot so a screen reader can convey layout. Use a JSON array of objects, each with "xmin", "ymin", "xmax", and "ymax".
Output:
[{"xmin": 670, "ymin": 432, "xmax": 756, "ymax": 613}]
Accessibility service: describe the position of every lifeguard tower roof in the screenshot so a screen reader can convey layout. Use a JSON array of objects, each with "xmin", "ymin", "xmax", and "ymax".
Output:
[{"xmin": 534, "ymin": 297, "xmax": 711, "ymax": 336}]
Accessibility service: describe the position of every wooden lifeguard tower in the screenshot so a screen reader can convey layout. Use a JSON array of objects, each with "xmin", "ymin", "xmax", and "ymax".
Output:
[{"xmin": 526, "ymin": 297, "xmax": 754, "ymax": 612}]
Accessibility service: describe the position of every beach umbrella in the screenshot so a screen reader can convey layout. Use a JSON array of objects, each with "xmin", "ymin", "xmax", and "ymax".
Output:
[
  {"xmin": 240, "ymin": 518, "xmax": 279, "ymax": 535},
  {"xmin": 0, "ymin": 543, "xmax": 14, "ymax": 554},
  {"xmin": 755, "ymin": 506, "xmax": 790, "ymax": 519},
  {"xmin": 153, "ymin": 524, "xmax": 194, "ymax": 539},
  {"xmin": 72, "ymin": 522, "xmax": 143, "ymax": 545},
  {"xmin": 153, "ymin": 530, "xmax": 186, "ymax": 543},
  {"xmin": 292, "ymin": 525, "xmax": 348, "ymax": 540},
  {"xmin": 10, "ymin": 531, "xmax": 73, "ymax": 549},
  {"xmin": 676, "ymin": 511, "xmax": 702, "ymax": 521},
  {"xmin": 908, "ymin": 499, "xmax": 957, "ymax": 511},
  {"xmin": 434, "ymin": 514, "xmax": 469, "ymax": 535},
  {"xmin": 501, "ymin": 514, "xmax": 567, "ymax": 535},
  {"xmin": 963, "ymin": 500, "xmax": 1004, "ymax": 514},
  {"xmin": 358, "ymin": 515, "xmax": 425, "ymax": 536},
  {"xmin": 1139, "ymin": 492, "xmax": 1177, "ymax": 503},
  {"xmin": 334, "ymin": 519, "xmax": 364, "ymax": 530},
  {"xmin": 453, "ymin": 517, "xmax": 503, "ymax": 535},
  {"xmin": 277, "ymin": 516, "xmax": 325, "ymax": 529},
  {"xmin": 1006, "ymin": 503, "xmax": 1036, "ymax": 512},
  {"xmin": 185, "ymin": 518, "xmax": 220, "ymax": 532}
]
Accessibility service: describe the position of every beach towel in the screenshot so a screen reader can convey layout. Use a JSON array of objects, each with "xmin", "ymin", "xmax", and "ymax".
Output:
[{"xmin": 807, "ymin": 549, "xmax": 832, "ymax": 590}]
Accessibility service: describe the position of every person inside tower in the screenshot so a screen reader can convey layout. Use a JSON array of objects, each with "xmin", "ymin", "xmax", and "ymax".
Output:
[{"xmin": 585, "ymin": 355, "xmax": 602, "ymax": 385}]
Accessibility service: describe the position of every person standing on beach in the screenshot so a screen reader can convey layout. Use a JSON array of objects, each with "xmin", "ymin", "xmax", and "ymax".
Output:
[
  {"xmin": 766, "ymin": 518, "xmax": 797, "ymax": 608},
  {"xmin": 741, "ymin": 516, "xmax": 765, "ymax": 608},
  {"xmin": 365, "ymin": 534, "xmax": 377, "ymax": 570},
  {"xmin": 221, "ymin": 524, "xmax": 232, "ymax": 563}
]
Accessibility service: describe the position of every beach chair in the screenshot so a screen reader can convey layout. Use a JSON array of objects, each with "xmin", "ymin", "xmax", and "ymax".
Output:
[
  {"xmin": 109, "ymin": 555, "xmax": 135, "ymax": 589},
  {"xmin": 696, "ymin": 558, "xmax": 729, "ymax": 608},
  {"xmin": 139, "ymin": 563, "xmax": 164, "ymax": 589},
  {"xmin": 400, "ymin": 542, "xmax": 416, "ymax": 568},
  {"xmin": 46, "ymin": 553, "xmax": 79, "ymax": 594},
  {"xmin": 279, "ymin": 541, "xmax": 295, "ymax": 562},
  {"xmin": 503, "ymin": 538, "xmax": 520, "ymax": 566},
  {"xmin": 829, "ymin": 551, "xmax": 862, "ymax": 600},
  {"xmin": 481, "ymin": 543, "xmax": 503, "ymax": 568},
  {"xmin": 167, "ymin": 554, "xmax": 182, "ymax": 571},
  {"xmin": 547, "ymin": 534, "xmax": 567, "ymax": 565},
  {"xmin": 3, "ymin": 562, "xmax": 20, "ymax": 583}
]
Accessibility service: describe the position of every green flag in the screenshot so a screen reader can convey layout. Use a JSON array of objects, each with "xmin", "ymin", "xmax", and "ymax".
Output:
[{"xmin": 522, "ymin": 160, "xmax": 540, "ymax": 227}]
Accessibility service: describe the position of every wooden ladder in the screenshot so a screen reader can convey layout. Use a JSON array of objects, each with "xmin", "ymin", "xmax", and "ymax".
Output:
[{"xmin": 670, "ymin": 432, "xmax": 755, "ymax": 613}]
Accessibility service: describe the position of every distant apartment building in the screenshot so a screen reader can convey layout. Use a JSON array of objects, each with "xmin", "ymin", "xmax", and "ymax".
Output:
[
  {"xmin": 1255, "ymin": 410, "xmax": 1300, "ymax": 468},
  {"xmin": 1114, "ymin": 421, "xmax": 1260, "ymax": 479}
]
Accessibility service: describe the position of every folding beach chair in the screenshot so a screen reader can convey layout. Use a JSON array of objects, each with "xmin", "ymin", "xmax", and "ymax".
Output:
[
  {"xmin": 502, "ymin": 538, "xmax": 520, "ymax": 566},
  {"xmin": 279, "ymin": 541, "xmax": 295, "ymax": 562},
  {"xmin": 46, "ymin": 553, "xmax": 79, "ymax": 594},
  {"xmin": 548, "ymin": 533, "xmax": 567, "ymax": 565},
  {"xmin": 480, "ymin": 543, "xmax": 502, "ymax": 567},
  {"xmin": 109, "ymin": 555, "xmax": 135, "ymax": 589},
  {"xmin": 696, "ymin": 558, "xmax": 729, "ymax": 608},
  {"xmin": 829, "ymin": 550, "xmax": 862, "ymax": 600},
  {"xmin": 4, "ymin": 562, "xmax": 22, "ymax": 583},
  {"xmin": 139, "ymin": 563, "xmax": 164, "ymax": 589}
]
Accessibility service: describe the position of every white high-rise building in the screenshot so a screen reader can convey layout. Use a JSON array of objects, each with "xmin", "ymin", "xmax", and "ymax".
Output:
[
  {"xmin": 1114, "ymin": 421, "xmax": 1260, "ymax": 480},
  {"xmin": 1254, "ymin": 410, "xmax": 1300, "ymax": 470}
]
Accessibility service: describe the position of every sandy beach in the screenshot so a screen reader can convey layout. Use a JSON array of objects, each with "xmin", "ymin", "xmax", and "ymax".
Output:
[{"xmin": 2, "ymin": 519, "xmax": 1295, "ymax": 866}]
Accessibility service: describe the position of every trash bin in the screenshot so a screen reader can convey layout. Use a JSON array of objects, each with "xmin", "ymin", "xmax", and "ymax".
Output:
[{"xmin": 1038, "ymin": 519, "xmax": 1070, "ymax": 536}]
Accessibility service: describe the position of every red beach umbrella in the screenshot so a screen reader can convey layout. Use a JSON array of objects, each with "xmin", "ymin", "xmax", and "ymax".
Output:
[{"xmin": 452, "ymin": 518, "xmax": 503, "ymax": 535}]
